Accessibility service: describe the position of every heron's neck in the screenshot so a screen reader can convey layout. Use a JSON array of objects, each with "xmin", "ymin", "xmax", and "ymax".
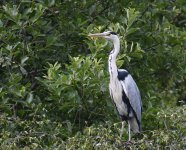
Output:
[{"xmin": 108, "ymin": 38, "xmax": 120, "ymax": 78}]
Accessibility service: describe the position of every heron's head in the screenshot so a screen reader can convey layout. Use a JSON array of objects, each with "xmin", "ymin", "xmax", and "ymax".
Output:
[{"xmin": 88, "ymin": 31, "xmax": 119, "ymax": 42}]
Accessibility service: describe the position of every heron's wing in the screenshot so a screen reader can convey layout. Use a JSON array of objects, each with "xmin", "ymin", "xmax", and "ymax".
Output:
[{"xmin": 118, "ymin": 69, "xmax": 142, "ymax": 124}]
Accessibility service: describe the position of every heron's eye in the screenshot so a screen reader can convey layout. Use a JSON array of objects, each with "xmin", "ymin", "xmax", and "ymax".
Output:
[{"xmin": 108, "ymin": 33, "xmax": 111, "ymax": 36}]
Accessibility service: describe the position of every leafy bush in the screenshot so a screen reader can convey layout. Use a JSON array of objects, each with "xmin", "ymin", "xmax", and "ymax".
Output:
[
  {"xmin": 38, "ymin": 56, "xmax": 111, "ymax": 124},
  {"xmin": 1, "ymin": 106, "xmax": 185, "ymax": 149}
]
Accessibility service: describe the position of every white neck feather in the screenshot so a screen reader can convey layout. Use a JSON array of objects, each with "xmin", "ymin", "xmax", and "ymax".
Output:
[{"xmin": 108, "ymin": 37, "xmax": 120, "ymax": 79}]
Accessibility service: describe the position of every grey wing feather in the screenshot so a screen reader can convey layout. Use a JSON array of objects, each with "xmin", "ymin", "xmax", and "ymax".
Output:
[{"xmin": 120, "ymin": 71, "xmax": 142, "ymax": 124}]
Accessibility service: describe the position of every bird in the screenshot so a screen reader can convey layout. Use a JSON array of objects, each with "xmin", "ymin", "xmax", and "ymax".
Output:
[{"xmin": 88, "ymin": 31, "xmax": 142, "ymax": 141}]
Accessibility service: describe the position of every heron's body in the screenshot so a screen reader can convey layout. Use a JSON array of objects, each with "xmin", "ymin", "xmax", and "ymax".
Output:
[
  {"xmin": 89, "ymin": 31, "xmax": 142, "ymax": 140},
  {"xmin": 109, "ymin": 69, "xmax": 141, "ymax": 133}
]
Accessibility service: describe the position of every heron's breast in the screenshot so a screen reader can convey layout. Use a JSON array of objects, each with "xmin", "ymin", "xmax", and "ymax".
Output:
[{"xmin": 109, "ymin": 80, "xmax": 128, "ymax": 116}]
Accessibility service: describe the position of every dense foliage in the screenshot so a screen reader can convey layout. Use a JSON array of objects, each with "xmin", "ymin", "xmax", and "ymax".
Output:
[{"xmin": 0, "ymin": 0, "xmax": 186, "ymax": 149}]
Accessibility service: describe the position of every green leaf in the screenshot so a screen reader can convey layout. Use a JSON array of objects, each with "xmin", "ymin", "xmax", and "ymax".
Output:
[
  {"xmin": 26, "ymin": 92, "xmax": 33, "ymax": 104},
  {"xmin": 126, "ymin": 28, "xmax": 139, "ymax": 36},
  {"xmin": 21, "ymin": 56, "xmax": 29, "ymax": 65},
  {"xmin": 20, "ymin": 66, "xmax": 27, "ymax": 75}
]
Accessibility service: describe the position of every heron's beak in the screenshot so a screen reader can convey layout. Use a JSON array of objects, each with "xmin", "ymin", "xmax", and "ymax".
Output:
[{"xmin": 88, "ymin": 32, "xmax": 107, "ymax": 38}]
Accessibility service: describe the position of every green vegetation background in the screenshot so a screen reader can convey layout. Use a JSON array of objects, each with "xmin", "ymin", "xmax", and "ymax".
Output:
[{"xmin": 0, "ymin": 0, "xmax": 186, "ymax": 149}]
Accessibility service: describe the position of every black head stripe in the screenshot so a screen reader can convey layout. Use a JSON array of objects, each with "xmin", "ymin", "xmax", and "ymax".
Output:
[{"xmin": 110, "ymin": 32, "xmax": 117, "ymax": 35}]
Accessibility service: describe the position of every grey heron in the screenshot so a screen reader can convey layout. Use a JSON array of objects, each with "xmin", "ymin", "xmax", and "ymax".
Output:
[{"xmin": 89, "ymin": 31, "xmax": 142, "ymax": 141}]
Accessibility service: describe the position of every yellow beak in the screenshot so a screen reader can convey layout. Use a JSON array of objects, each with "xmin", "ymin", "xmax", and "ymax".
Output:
[{"xmin": 88, "ymin": 32, "xmax": 107, "ymax": 38}]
